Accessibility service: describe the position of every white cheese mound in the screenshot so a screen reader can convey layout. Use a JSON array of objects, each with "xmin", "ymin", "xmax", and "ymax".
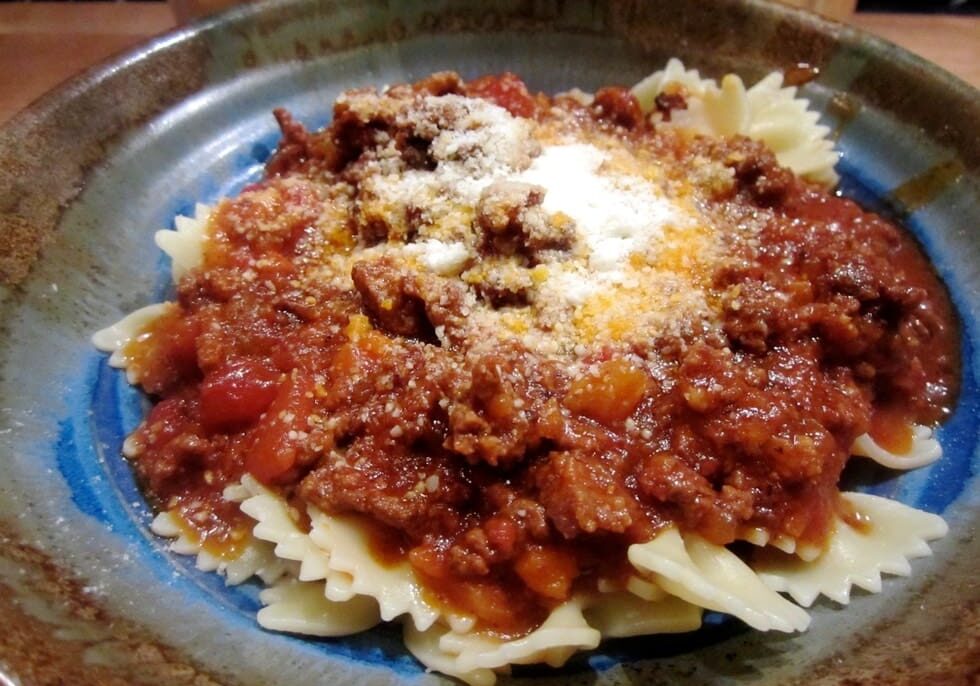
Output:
[
  {"xmin": 377, "ymin": 95, "xmax": 537, "ymax": 212},
  {"xmin": 516, "ymin": 144, "xmax": 681, "ymax": 273},
  {"xmin": 405, "ymin": 239, "xmax": 471, "ymax": 276}
]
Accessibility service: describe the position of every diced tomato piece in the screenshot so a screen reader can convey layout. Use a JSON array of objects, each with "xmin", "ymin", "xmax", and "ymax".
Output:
[
  {"xmin": 592, "ymin": 87, "xmax": 644, "ymax": 129},
  {"xmin": 141, "ymin": 397, "xmax": 192, "ymax": 448},
  {"xmin": 199, "ymin": 359, "xmax": 281, "ymax": 433},
  {"xmin": 484, "ymin": 517, "xmax": 518, "ymax": 557},
  {"xmin": 245, "ymin": 371, "xmax": 314, "ymax": 484},
  {"xmin": 514, "ymin": 545, "xmax": 578, "ymax": 600},
  {"xmin": 127, "ymin": 310, "xmax": 201, "ymax": 393},
  {"xmin": 465, "ymin": 73, "xmax": 537, "ymax": 118}
]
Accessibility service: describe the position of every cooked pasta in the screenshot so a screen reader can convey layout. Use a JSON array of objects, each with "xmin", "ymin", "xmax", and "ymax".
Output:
[{"xmin": 632, "ymin": 58, "xmax": 839, "ymax": 186}]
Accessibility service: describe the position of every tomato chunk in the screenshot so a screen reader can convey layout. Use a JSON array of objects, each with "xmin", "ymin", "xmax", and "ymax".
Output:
[
  {"xmin": 245, "ymin": 371, "xmax": 314, "ymax": 484},
  {"xmin": 465, "ymin": 72, "xmax": 537, "ymax": 118},
  {"xmin": 592, "ymin": 86, "xmax": 644, "ymax": 129},
  {"xmin": 199, "ymin": 359, "xmax": 281, "ymax": 433},
  {"xmin": 126, "ymin": 309, "xmax": 201, "ymax": 394},
  {"xmin": 140, "ymin": 396, "xmax": 192, "ymax": 449}
]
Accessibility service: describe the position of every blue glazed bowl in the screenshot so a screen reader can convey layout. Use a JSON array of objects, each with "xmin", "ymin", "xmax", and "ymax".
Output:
[{"xmin": 0, "ymin": 1, "xmax": 976, "ymax": 684}]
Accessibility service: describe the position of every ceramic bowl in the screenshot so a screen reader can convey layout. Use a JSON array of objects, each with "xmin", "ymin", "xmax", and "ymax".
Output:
[{"xmin": 0, "ymin": 1, "xmax": 976, "ymax": 683}]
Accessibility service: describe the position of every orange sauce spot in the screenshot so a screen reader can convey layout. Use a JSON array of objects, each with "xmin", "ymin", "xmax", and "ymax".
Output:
[
  {"xmin": 344, "ymin": 313, "xmax": 373, "ymax": 341},
  {"xmin": 838, "ymin": 494, "xmax": 873, "ymax": 535},
  {"xmin": 565, "ymin": 359, "xmax": 650, "ymax": 425},
  {"xmin": 357, "ymin": 516, "xmax": 411, "ymax": 569},
  {"xmin": 869, "ymin": 406, "xmax": 915, "ymax": 455},
  {"xmin": 171, "ymin": 508, "xmax": 250, "ymax": 560},
  {"xmin": 514, "ymin": 545, "xmax": 579, "ymax": 600}
]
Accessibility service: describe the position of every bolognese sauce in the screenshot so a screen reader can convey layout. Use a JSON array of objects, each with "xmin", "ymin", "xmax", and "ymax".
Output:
[{"xmin": 118, "ymin": 72, "xmax": 959, "ymax": 637}]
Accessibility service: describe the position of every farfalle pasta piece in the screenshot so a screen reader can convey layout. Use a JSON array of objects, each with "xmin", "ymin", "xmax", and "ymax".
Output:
[
  {"xmin": 737, "ymin": 526, "xmax": 822, "ymax": 561},
  {"xmin": 440, "ymin": 599, "xmax": 600, "ymax": 673},
  {"xmin": 623, "ymin": 573, "xmax": 667, "ymax": 601},
  {"xmin": 237, "ymin": 478, "xmax": 474, "ymax": 635},
  {"xmin": 745, "ymin": 76, "xmax": 838, "ymax": 186},
  {"xmin": 91, "ymin": 204, "xmax": 213, "ymax": 373},
  {"xmin": 851, "ymin": 425, "xmax": 943, "ymax": 470},
  {"xmin": 150, "ymin": 510, "xmax": 291, "ymax": 585},
  {"xmin": 628, "ymin": 526, "xmax": 811, "ymax": 632},
  {"xmin": 583, "ymin": 591, "xmax": 702, "ymax": 638},
  {"xmin": 257, "ymin": 580, "xmax": 381, "ymax": 636},
  {"xmin": 632, "ymin": 59, "xmax": 839, "ymax": 186},
  {"xmin": 403, "ymin": 622, "xmax": 497, "ymax": 686},
  {"xmin": 237, "ymin": 475, "xmax": 332, "ymax": 582},
  {"xmin": 632, "ymin": 57, "xmax": 715, "ymax": 112},
  {"xmin": 91, "ymin": 302, "xmax": 174, "ymax": 382},
  {"xmin": 308, "ymin": 508, "xmax": 467, "ymax": 633},
  {"xmin": 755, "ymin": 492, "xmax": 948, "ymax": 607},
  {"xmin": 154, "ymin": 202, "xmax": 212, "ymax": 282}
]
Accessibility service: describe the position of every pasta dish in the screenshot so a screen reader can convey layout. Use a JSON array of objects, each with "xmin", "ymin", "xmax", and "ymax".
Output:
[{"xmin": 93, "ymin": 62, "xmax": 959, "ymax": 684}]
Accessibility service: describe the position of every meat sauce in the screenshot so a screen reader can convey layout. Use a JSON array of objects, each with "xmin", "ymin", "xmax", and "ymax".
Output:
[{"xmin": 120, "ymin": 72, "xmax": 959, "ymax": 637}]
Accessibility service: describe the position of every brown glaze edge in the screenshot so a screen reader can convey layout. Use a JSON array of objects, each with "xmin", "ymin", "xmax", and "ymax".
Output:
[
  {"xmin": 0, "ymin": 523, "xmax": 224, "ymax": 686},
  {"xmin": 797, "ymin": 525, "xmax": 979, "ymax": 685},
  {"xmin": 0, "ymin": 30, "xmax": 210, "ymax": 287}
]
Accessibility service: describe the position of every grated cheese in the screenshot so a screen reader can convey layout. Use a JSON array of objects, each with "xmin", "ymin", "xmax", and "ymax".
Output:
[
  {"xmin": 515, "ymin": 144, "xmax": 682, "ymax": 273},
  {"xmin": 405, "ymin": 240, "xmax": 471, "ymax": 275},
  {"xmin": 284, "ymin": 89, "xmax": 730, "ymax": 362}
]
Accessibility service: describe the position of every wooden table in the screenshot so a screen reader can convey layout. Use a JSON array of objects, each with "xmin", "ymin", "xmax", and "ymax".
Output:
[{"xmin": 0, "ymin": 4, "xmax": 977, "ymax": 124}]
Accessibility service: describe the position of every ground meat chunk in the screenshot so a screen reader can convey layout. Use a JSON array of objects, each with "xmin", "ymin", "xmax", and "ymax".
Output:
[
  {"xmin": 350, "ymin": 256, "xmax": 477, "ymax": 346},
  {"xmin": 677, "ymin": 342, "xmax": 860, "ymax": 480},
  {"xmin": 445, "ymin": 485, "xmax": 552, "ymax": 577},
  {"xmin": 447, "ymin": 527, "xmax": 497, "ymax": 576},
  {"xmin": 462, "ymin": 257, "xmax": 535, "ymax": 307},
  {"xmin": 654, "ymin": 88, "xmax": 688, "ymax": 122},
  {"xmin": 410, "ymin": 272, "xmax": 474, "ymax": 345},
  {"xmin": 445, "ymin": 343, "xmax": 567, "ymax": 467},
  {"xmin": 633, "ymin": 452, "xmax": 752, "ymax": 542},
  {"xmin": 484, "ymin": 483, "xmax": 551, "ymax": 541},
  {"xmin": 694, "ymin": 135, "xmax": 794, "ymax": 206},
  {"xmin": 265, "ymin": 109, "xmax": 313, "ymax": 176},
  {"xmin": 265, "ymin": 108, "xmax": 347, "ymax": 175},
  {"xmin": 531, "ymin": 450, "xmax": 634, "ymax": 539},
  {"xmin": 298, "ymin": 437, "xmax": 471, "ymax": 538},
  {"xmin": 729, "ymin": 142, "xmax": 794, "ymax": 205},
  {"xmin": 412, "ymin": 70, "xmax": 464, "ymax": 96},
  {"xmin": 475, "ymin": 180, "xmax": 575, "ymax": 262},
  {"xmin": 129, "ymin": 396, "xmax": 211, "ymax": 493},
  {"xmin": 351, "ymin": 257, "xmax": 436, "ymax": 341},
  {"xmin": 354, "ymin": 185, "xmax": 422, "ymax": 244}
]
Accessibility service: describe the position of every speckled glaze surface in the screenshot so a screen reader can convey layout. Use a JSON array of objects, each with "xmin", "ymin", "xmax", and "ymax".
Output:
[{"xmin": 0, "ymin": 1, "xmax": 977, "ymax": 684}]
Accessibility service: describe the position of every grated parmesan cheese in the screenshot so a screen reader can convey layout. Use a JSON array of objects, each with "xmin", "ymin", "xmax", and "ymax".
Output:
[
  {"xmin": 405, "ymin": 240, "xmax": 471, "ymax": 275},
  {"xmin": 281, "ymin": 89, "xmax": 729, "ymax": 362},
  {"xmin": 515, "ymin": 144, "xmax": 682, "ymax": 273}
]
